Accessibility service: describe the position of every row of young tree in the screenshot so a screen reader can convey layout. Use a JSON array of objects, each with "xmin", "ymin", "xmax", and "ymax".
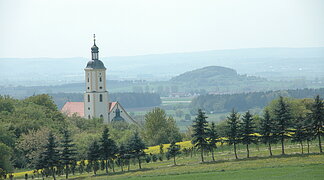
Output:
[
  {"xmin": 35, "ymin": 127, "xmax": 146, "ymax": 180},
  {"xmin": 191, "ymin": 95, "xmax": 324, "ymax": 162},
  {"xmin": 34, "ymin": 126, "xmax": 182, "ymax": 180}
]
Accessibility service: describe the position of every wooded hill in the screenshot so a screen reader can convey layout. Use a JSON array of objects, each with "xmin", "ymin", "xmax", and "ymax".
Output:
[{"xmin": 190, "ymin": 88, "xmax": 324, "ymax": 113}]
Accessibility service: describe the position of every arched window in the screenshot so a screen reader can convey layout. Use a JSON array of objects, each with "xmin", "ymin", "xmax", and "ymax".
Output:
[
  {"xmin": 88, "ymin": 115, "xmax": 91, "ymax": 119},
  {"xmin": 88, "ymin": 95, "xmax": 90, "ymax": 102},
  {"xmin": 87, "ymin": 77, "xmax": 89, "ymax": 82},
  {"xmin": 99, "ymin": 77, "xmax": 102, "ymax": 82},
  {"xmin": 100, "ymin": 114, "xmax": 103, "ymax": 119},
  {"xmin": 100, "ymin": 94, "xmax": 103, "ymax": 102}
]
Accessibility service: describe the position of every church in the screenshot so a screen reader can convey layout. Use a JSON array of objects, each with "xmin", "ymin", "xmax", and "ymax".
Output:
[{"xmin": 61, "ymin": 35, "xmax": 135, "ymax": 123}]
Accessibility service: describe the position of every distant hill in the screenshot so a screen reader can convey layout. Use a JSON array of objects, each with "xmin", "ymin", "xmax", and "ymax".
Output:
[
  {"xmin": 1, "ymin": 47, "xmax": 324, "ymax": 86},
  {"xmin": 171, "ymin": 66, "xmax": 239, "ymax": 82},
  {"xmin": 169, "ymin": 66, "xmax": 272, "ymax": 92}
]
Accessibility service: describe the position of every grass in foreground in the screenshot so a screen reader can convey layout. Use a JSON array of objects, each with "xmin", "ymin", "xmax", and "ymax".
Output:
[
  {"xmin": 76, "ymin": 153, "xmax": 324, "ymax": 180},
  {"xmin": 126, "ymin": 164, "xmax": 323, "ymax": 180}
]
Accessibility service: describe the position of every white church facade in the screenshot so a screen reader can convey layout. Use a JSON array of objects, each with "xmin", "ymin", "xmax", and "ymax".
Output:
[{"xmin": 62, "ymin": 36, "xmax": 135, "ymax": 123}]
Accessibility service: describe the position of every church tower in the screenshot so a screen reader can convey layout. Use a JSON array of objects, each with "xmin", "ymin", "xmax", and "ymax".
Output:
[{"xmin": 84, "ymin": 34, "xmax": 109, "ymax": 122}]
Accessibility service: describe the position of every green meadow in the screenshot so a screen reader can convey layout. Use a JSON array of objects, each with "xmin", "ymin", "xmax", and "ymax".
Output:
[{"xmin": 15, "ymin": 142, "xmax": 324, "ymax": 180}]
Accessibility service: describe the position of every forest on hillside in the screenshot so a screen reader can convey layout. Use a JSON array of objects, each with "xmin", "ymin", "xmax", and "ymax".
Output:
[{"xmin": 190, "ymin": 88, "xmax": 324, "ymax": 113}]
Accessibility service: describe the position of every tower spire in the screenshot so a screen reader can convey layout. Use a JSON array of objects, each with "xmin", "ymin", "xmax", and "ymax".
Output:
[{"xmin": 91, "ymin": 34, "xmax": 99, "ymax": 60}]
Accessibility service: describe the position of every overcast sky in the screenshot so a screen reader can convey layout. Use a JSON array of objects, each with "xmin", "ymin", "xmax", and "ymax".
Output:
[{"xmin": 0, "ymin": 0, "xmax": 323, "ymax": 58}]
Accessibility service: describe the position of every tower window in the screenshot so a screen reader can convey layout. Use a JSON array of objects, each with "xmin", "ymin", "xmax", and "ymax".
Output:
[
  {"xmin": 88, "ymin": 95, "xmax": 90, "ymax": 102},
  {"xmin": 99, "ymin": 77, "xmax": 102, "ymax": 82},
  {"xmin": 88, "ymin": 107, "xmax": 90, "ymax": 110},
  {"xmin": 87, "ymin": 87, "xmax": 90, "ymax": 90},
  {"xmin": 100, "ymin": 94, "xmax": 103, "ymax": 102},
  {"xmin": 100, "ymin": 114, "xmax": 103, "ymax": 118},
  {"xmin": 87, "ymin": 77, "xmax": 89, "ymax": 82},
  {"xmin": 100, "ymin": 86, "xmax": 102, "ymax": 89}
]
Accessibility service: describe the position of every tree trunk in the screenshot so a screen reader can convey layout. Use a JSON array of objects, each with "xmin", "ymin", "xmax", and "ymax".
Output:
[
  {"xmin": 128, "ymin": 161, "xmax": 130, "ymax": 171},
  {"xmin": 93, "ymin": 162, "xmax": 97, "ymax": 175},
  {"xmin": 52, "ymin": 167, "xmax": 56, "ymax": 180},
  {"xmin": 281, "ymin": 136, "xmax": 285, "ymax": 155},
  {"xmin": 246, "ymin": 144, "xmax": 250, "ymax": 158},
  {"xmin": 105, "ymin": 159, "xmax": 108, "ymax": 174},
  {"xmin": 234, "ymin": 142, "xmax": 238, "ymax": 159},
  {"xmin": 268, "ymin": 142, "xmax": 273, "ymax": 156},
  {"xmin": 65, "ymin": 165, "xmax": 69, "ymax": 179},
  {"xmin": 121, "ymin": 161, "xmax": 124, "ymax": 172},
  {"xmin": 138, "ymin": 157, "xmax": 142, "ymax": 169},
  {"xmin": 307, "ymin": 140, "xmax": 310, "ymax": 154},
  {"xmin": 173, "ymin": 156, "xmax": 176, "ymax": 166},
  {"xmin": 318, "ymin": 131, "xmax": 322, "ymax": 153},
  {"xmin": 300, "ymin": 141, "xmax": 304, "ymax": 154},
  {"xmin": 201, "ymin": 148, "xmax": 204, "ymax": 162},
  {"xmin": 111, "ymin": 159, "xmax": 115, "ymax": 172},
  {"xmin": 211, "ymin": 149, "xmax": 215, "ymax": 161}
]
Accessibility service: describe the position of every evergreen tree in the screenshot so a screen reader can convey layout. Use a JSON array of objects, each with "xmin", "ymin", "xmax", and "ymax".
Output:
[
  {"xmin": 192, "ymin": 109, "xmax": 209, "ymax": 162},
  {"xmin": 127, "ymin": 132, "xmax": 146, "ymax": 169},
  {"xmin": 41, "ymin": 132, "xmax": 60, "ymax": 180},
  {"xmin": 304, "ymin": 115, "xmax": 315, "ymax": 154},
  {"xmin": 159, "ymin": 144, "xmax": 164, "ymax": 161},
  {"xmin": 87, "ymin": 141, "xmax": 100, "ymax": 175},
  {"xmin": 292, "ymin": 115, "xmax": 308, "ymax": 154},
  {"xmin": 207, "ymin": 122, "xmax": 219, "ymax": 161},
  {"xmin": 311, "ymin": 95, "xmax": 324, "ymax": 153},
  {"xmin": 117, "ymin": 144, "xmax": 127, "ymax": 172},
  {"xmin": 167, "ymin": 141, "xmax": 181, "ymax": 165},
  {"xmin": 226, "ymin": 109, "xmax": 240, "ymax": 159},
  {"xmin": 61, "ymin": 130, "xmax": 76, "ymax": 179},
  {"xmin": 259, "ymin": 109, "xmax": 276, "ymax": 156},
  {"xmin": 99, "ymin": 127, "xmax": 118, "ymax": 174},
  {"xmin": 240, "ymin": 111, "xmax": 257, "ymax": 158},
  {"xmin": 273, "ymin": 96, "xmax": 292, "ymax": 155}
]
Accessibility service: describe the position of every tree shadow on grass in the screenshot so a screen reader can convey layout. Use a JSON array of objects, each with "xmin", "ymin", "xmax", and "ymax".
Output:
[
  {"xmin": 203, "ymin": 152, "xmax": 323, "ymax": 165},
  {"xmin": 68, "ymin": 168, "xmax": 154, "ymax": 180}
]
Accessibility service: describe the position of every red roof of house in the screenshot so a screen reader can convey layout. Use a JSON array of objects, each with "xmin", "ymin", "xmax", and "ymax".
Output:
[
  {"xmin": 109, "ymin": 102, "xmax": 117, "ymax": 112},
  {"xmin": 61, "ymin": 101, "xmax": 118, "ymax": 117},
  {"xmin": 61, "ymin": 102, "xmax": 84, "ymax": 117}
]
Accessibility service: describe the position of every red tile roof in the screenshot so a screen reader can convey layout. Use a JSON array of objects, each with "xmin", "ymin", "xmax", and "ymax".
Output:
[
  {"xmin": 61, "ymin": 101, "xmax": 118, "ymax": 117},
  {"xmin": 109, "ymin": 102, "xmax": 117, "ymax": 112},
  {"xmin": 61, "ymin": 102, "xmax": 84, "ymax": 117}
]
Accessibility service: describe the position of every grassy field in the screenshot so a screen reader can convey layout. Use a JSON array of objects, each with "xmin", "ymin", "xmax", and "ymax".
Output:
[{"xmin": 14, "ymin": 142, "xmax": 324, "ymax": 180}]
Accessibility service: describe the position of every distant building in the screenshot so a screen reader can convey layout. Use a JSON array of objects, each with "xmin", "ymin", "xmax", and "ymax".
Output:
[{"xmin": 62, "ymin": 35, "xmax": 135, "ymax": 123}]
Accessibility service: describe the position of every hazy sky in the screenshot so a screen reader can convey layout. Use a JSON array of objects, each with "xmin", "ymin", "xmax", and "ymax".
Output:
[{"xmin": 0, "ymin": 0, "xmax": 323, "ymax": 58}]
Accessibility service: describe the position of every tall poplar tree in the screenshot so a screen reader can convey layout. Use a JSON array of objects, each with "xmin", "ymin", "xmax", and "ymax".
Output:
[
  {"xmin": 273, "ymin": 96, "xmax": 292, "ymax": 155},
  {"xmin": 311, "ymin": 95, "xmax": 324, "ymax": 153},
  {"xmin": 207, "ymin": 122, "xmax": 219, "ymax": 161},
  {"xmin": 61, "ymin": 130, "xmax": 76, "ymax": 179},
  {"xmin": 226, "ymin": 109, "xmax": 240, "ymax": 159},
  {"xmin": 192, "ymin": 109, "xmax": 209, "ymax": 162},
  {"xmin": 259, "ymin": 109, "xmax": 276, "ymax": 156},
  {"xmin": 240, "ymin": 111, "xmax": 256, "ymax": 158}
]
